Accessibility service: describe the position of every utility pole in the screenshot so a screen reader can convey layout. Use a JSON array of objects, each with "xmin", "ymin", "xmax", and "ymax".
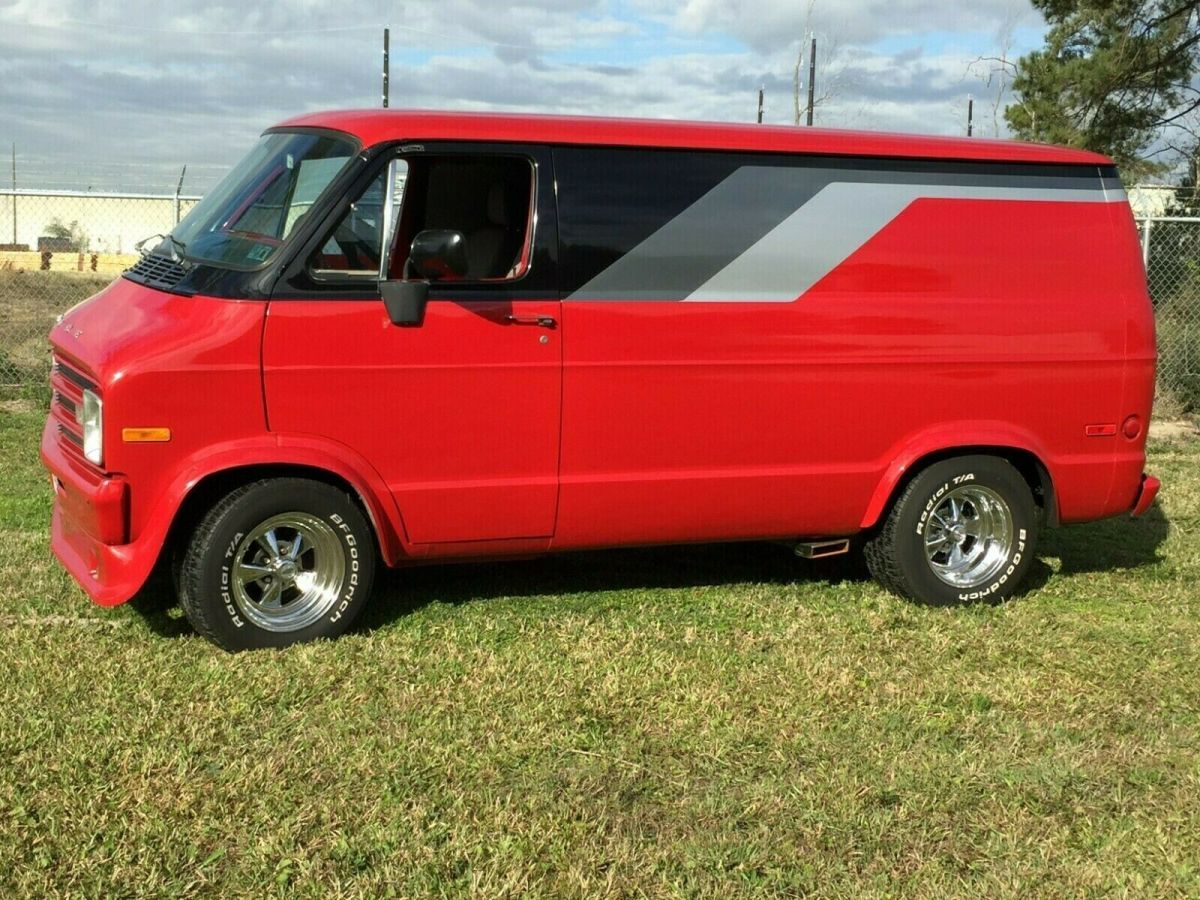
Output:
[
  {"xmin": 382, "ymin": 27, "xmax": 390, "ymax": 108},
  {"xmin": 757, "ymin": 85, "xmax": 764, "ymax": 123},
  {"xmin": 967, "ymin": 94, "xmax": 974, "ymax": 136},
  {"xmin": 805, "ymin": 36, "xmax": 816, "ymax": 126}
]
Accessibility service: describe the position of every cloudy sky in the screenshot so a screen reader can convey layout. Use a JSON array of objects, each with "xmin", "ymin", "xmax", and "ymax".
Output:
[{"xmin": 0, "ymin": 0, "xmax": 1045, "ymax": 193}]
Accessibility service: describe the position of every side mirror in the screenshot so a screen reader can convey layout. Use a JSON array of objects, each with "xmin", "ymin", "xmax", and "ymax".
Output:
[
  {"xmin": 407, "ymin": 229, "xmax": 468, "ymax": 281},
  {"xmin": 381, "ymin": 280, "xmax": 429, "ymax": 327},
  {"xmin": 379, "ymin": 230, "xmax": 468, "ymax": 327}
]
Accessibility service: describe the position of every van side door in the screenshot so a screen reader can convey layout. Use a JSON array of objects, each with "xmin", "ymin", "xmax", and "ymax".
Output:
[
  {"xmin": 264, "ymin": 143, "xmax": 561, "ymax": 547},
  {"xmin": 552, "ymin": 146, "xmax": 863, "ymax": 547}
]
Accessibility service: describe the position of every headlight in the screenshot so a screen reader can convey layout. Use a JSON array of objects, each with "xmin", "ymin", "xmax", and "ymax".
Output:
[{"xmin": 80, "ymin": 389, "xmax": 103, "ymax": 466}]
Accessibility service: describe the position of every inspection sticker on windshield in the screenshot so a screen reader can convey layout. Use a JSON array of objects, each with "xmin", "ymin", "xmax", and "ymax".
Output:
[{"xmin": 247, "ymin": 244, "xmax": 273, "ymax": 262}]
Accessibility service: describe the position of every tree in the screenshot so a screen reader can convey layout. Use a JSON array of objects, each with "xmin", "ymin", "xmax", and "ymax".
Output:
[
  {"xmin": 43, "ymin": 218, "xmax": 89, "ymax": 252},
  {"xmin": 966, "ymin": 11, "xmax": 1027, "ymax": 138},
  {"xmin": 1004, "ymin": 0, "xmax": 1200, "ymax": 180},
  {"xmin": 791, "ymin": 0, "xmax": 849, "ymax": 126},
  {"xmin": 1168, "ymin": 141, "xmax": 1199, "ymax": 213}
]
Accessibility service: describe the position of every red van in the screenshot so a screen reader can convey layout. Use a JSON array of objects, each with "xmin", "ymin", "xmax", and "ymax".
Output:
[{"xmin": 42, "ymin": 110, "xmax": 1159, "ymax": 650}]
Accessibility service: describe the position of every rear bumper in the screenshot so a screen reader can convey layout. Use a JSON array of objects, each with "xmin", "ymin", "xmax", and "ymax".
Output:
[
  {"xmin": 1130, "ymin": 473, "xmax": 1161, "ymax": 518},
  {"xmin": 41, "ymin": 418, "xmax": 151, "ymax": 607}
]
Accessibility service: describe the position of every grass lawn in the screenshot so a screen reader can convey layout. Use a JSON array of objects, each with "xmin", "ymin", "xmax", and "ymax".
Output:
[{"xmin": 1, "ymin": 406, "xmax": 1198, "ymax": 897}]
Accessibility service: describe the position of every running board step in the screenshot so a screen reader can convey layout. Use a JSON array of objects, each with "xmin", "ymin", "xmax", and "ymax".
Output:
[{"xmin": 794, "ymin": 539, "xmax": 851, "ymax": 559}]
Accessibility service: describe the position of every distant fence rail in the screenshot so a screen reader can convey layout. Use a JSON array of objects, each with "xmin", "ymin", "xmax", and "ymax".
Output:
[
  {"xmin": 0, "ymin": 188, "xmax": 201, "ymax": 257},
  {"xmin": 1, "ymin": 192, "xmax": 1199, "ymax": 417}
]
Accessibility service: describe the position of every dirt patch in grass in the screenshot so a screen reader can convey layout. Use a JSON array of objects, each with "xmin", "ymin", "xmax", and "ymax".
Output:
[{"xmin": 1150, "ymin": 418, "xmax": 1200, "ymax": 441}]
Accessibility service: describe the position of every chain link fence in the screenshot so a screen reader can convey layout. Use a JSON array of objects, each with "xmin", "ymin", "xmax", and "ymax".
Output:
[
  {"xmin": 1141, "ymin": 216, "xmax": 1200, "ymax": 416},
  {"xmin": 0, "ymin": 189, "xmax": 199, "ymax": 393},
  {"xmin": 2, "ymin": 190, "xmax": 1200, "ymax": 418}
]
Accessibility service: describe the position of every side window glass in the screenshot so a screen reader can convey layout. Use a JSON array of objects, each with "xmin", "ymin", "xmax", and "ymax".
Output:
[
  {"xmin": 554, "ymin": 147, "xmax": 741, "ymax": 296},
  {"xmin": 387, "ymin": 155, "xmax": 535, "ymax": 283},
  {"xmin": 310, "ymin": 160, "xmax": 407, "ymax": 278}
]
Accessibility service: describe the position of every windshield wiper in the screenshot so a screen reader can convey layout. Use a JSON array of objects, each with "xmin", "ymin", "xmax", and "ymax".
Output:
[{"xmin": 135, "ymin": 233, "xmax": 188, "ymax": 261}]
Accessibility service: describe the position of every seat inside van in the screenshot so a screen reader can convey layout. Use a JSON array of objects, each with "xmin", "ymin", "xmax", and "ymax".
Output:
[{"xmin": 390, "ymin": 156, "xmax": 533, "ymax": 281}]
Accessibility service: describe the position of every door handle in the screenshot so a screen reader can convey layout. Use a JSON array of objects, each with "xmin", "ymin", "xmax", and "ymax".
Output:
[{"xmin": 505, "ymin": 314, "xmax": 556, "ymax": 328}]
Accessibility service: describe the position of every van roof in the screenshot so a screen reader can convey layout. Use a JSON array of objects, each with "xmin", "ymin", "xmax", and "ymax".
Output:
[{"xmin": 277, "ymin": 109, "xmax": 1112, "ymax": 167}]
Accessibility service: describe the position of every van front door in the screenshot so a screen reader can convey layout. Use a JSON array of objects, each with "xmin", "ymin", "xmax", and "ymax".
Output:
[{"xmin": 264, "ymin": 144, "xmax": 561, "ymax": 546}]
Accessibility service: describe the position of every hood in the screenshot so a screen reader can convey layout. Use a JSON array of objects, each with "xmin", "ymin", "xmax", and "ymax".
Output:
[{"xmin": 50, "ymin": 276, "xmax": 267, "ymax": 391}]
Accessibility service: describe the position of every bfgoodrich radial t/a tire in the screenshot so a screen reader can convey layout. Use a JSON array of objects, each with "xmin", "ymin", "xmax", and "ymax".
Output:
[
  {"xmin": 864, "ymin": 455, "xmax": 1038, "ymax": 605},
  {"xmin": 179, "ymin": 478, "xmax": 376, "ymax": 651}
]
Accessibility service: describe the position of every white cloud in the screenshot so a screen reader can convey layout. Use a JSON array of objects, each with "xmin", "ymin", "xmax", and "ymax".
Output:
[
  {"xmin": 0, "ymin": 0, "xmax": 1042, "ymax": 191},
  {"xmin": 642, "ymin": 0, "xmax": 1034, "ymax": 49}
]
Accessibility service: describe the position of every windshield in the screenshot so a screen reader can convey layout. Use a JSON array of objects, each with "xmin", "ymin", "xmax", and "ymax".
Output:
[{"xmin": 164, "ymin": 131, "xmax": 357, "ymax": 269}]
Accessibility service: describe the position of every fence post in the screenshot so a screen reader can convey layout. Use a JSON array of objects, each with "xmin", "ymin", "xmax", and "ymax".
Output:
[
  {"xmin": 173, "ymin": 165, "xmax": 187, "ymax": 226},
  {"xmin": 1140, "ymin": 217, "xmax": 1154, "ymax": 270}
]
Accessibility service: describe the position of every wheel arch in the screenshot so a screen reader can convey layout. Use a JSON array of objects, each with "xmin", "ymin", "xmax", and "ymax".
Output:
[
  {"xmin": 167, "ymin": 463, "xmax": 395, "ymax": 569},
  {"xmin": 861, "ymin": 443, "xmax": 1056, "ymax": 532},
  {"xmin": 136, "ymin": 435, "xmax": 414, "ymax": 602}
]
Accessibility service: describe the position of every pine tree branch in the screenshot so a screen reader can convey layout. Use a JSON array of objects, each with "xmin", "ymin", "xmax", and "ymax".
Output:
[{"xmin": 1156, "ymin": 93, "xmax": 1200, "ymax": 125}]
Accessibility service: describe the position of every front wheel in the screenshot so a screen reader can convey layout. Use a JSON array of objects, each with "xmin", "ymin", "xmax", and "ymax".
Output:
[
  {"xmin": 864, "ymin": 455, "xmax": 1038, "ymax": 605},
  {"xmin": 179, "ymin": 478, "xmax": 376, "ymax": 651}
]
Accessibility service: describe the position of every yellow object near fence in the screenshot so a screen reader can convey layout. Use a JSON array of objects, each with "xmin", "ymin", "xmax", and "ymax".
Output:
[{"xmin": 0, "ymin": 250, "xmax": 138, "ymax": 277}]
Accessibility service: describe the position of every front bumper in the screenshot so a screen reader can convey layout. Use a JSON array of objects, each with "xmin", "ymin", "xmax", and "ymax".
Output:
[{"xmin": 41, "ymin": 418, "xmax": 149, "ymax": 607}]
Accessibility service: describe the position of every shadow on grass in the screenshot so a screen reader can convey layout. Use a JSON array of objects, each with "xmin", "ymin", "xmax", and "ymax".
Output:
[
  {"xmin": 356, "ymin": 503, "xmax": 1170, "ymax": 627},
  {"xmin": 354, "ymin": 540, "xmax": 872, "ymax": 632},
  {"xmin": 1038, "ymin": 502, "xmax": 1170, "ymax": 575},
  {"xmin": 133, "ymin": 502, "xmax": 1170, "ymax": 639}
]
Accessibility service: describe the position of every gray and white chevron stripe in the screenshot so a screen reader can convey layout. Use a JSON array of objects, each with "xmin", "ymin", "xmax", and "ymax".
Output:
[{"xmin": 567, "ymin": 165, "xmax": 1124, "ymax": 303}]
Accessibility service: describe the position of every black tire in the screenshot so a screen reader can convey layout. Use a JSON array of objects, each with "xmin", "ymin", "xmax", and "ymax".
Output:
[
  {"xmin": 864, "ymin": 455, "xmax": 1038, "ymax": 605},
  {"xmin": 179, "ymin": 478, "xmax": 377, "ymax": 651}
]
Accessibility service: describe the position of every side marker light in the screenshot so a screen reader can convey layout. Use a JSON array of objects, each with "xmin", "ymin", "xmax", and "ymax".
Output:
[{"xmin": 122, "ymin": 427, "xmax": 172, "ymax": 443}]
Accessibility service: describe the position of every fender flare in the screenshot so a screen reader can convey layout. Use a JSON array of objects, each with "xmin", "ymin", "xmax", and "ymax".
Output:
[
  {"xmin": 135, "ymin": 433, "xmax": 414, "ymax": 581},
  {"xmin": 859, "ymin": 421, "xmax": 1057, "ymax": 530}
]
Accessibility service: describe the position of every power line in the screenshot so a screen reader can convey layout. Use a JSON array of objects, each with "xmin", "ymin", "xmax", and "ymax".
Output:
[{"xmin": 9, "ymin": 17, "xmax": 543, "ymax": 49}]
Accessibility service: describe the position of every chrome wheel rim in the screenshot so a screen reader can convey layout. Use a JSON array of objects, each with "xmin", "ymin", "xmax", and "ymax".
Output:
[
  {"xmin": 231, "ymin": 513, "xmax": 345, "ymax": 632},
  {"xmin": 923, "ymin": 486, "xmax": 1014, "ymax": 588}
]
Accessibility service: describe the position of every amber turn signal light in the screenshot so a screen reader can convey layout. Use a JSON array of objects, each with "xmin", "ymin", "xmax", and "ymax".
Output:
[{"xmin": 121, "ymin": 427, "xmax": 172, "ymax": 443}]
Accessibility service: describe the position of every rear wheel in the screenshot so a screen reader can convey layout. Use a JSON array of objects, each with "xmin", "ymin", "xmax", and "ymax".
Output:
[
  {"xmin": 179, "ymin": 478, "xmax": 376, "ymax": 651},
  {"xmin": 864, "ymin": 455, "xmax": 1038, "ymax": 605}
]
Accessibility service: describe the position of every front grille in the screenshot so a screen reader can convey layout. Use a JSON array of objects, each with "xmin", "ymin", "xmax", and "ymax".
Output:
[
  {"xmin": 57, "ymin": 424, "xmax": 83, "ymax": 447},
  {"xmin": 125, "ymin": 252, "xmax": 189, "ymax": 290},
  {"xmin": 50, "ymin": 353, "xmax": 96, "ymax": 463},
  {"xmin": 54, "ymin": 390, "xmax": 77, "ymax": 417},
  {"xmin": 55, "ymin": 361, "xmax": 95, "ymax": 392}
]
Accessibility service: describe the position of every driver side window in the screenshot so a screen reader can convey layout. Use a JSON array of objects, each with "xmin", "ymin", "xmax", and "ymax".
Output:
[
  {"xmin": 310, "ymin": 161, "xmax": 407, "ymax": 278},
  {"xmin": 309, "ymin": 153, "xmax": 535, "ymax": 284}
]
